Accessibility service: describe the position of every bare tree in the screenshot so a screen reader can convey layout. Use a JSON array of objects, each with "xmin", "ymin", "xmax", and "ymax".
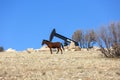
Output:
[
  {"xmin": 96, "ymin": 26, "xmax": 112, "ymax": 57},
  {"xmin": 72, "ymin": 30, "xmax": 83, "ymax": 48},
  {"xmin": 72, "ymin": 30, "xmax": 82, "ymax": 42},
  {"xmin": 110, "ymin": 22, "xmax": 120, "ymax": 57},
  {"xmin": 97, "ymin": 22, "xmax": 120, "ymax": 57},
  {"xmin": 85, "ymin": 29, "xmax": 96, "ymax": 50},
  {"xmin": 72, "ymin": 29, "xmax": 96, "ymax": 49}
]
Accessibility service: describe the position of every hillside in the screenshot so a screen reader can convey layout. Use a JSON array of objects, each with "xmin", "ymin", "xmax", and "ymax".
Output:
[{"xmin": 0, "ymin": 50, "xmax": 120, "ymax": 80}]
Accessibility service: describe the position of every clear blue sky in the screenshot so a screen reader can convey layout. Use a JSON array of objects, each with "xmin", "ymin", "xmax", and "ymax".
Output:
[{"xmin": 0, "ymin": 0, "xmax": 120, "ymax": 50}]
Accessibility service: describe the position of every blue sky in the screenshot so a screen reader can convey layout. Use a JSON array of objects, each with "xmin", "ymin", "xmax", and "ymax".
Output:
[{"xmin": 0, "ymin": 0, "xmax": 120, "ymax": 50}]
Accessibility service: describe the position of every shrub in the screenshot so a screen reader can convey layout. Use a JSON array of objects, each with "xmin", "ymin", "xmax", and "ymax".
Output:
[
  {"xmin": 96, "ymin": 22, "xmax": 120, "ymax": 58},
  {"xmin": 0, "ymin": 46, "xmax": 4, "ymax": 52}
]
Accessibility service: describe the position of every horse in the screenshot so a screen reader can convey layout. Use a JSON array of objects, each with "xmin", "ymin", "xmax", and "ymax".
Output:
[{"xmin": 42, "ymin": 40, "xmax": 64, "ymax": 54}]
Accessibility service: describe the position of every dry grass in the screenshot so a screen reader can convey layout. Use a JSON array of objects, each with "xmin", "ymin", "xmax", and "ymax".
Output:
[{"xmin": 0, "ymin": 50, "xmax": 120, "ymax": 80}]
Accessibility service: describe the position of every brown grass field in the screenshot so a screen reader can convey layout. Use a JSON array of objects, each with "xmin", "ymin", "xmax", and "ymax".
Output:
[{"xmin": 0, "ymin": 50, "xmax": 120, "ymax": 80}]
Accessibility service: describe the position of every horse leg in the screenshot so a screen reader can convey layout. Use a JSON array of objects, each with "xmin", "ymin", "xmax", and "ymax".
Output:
[
  {"xmin": 56, "ymin": 48, "xmax": 59, "ymax": 54},
  {"xmin": 60, "ymin": 48, "xmax": 63, "ymax": 54},
  {"xmin": 50, "ymin": 48, "xmax": 52, "ymax": 54}
]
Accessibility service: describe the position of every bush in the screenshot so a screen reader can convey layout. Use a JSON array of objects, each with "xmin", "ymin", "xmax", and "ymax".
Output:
[
  {"xmin": 0, "ymin": 46, "xmax": 4, "ymax": 52},
  {"xmin": 96, "ymin": 22, "xmax": 120, "ymax": 58}
]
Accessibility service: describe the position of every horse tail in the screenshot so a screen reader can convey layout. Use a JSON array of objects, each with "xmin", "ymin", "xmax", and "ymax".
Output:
[{"xmin": 61, "ymin": 43, "xmax": 64, "ymax": 50}]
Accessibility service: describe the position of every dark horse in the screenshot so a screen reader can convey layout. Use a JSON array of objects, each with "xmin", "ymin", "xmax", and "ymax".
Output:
[{"xmin": 42, "ymin": 40, "xmax": 64, "ymax": 54}]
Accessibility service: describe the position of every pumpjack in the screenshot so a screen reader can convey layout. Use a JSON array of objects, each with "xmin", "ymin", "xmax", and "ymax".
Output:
[{"xmin": 49, "ymin": 29, "xmax": 79, "ymax": 46}]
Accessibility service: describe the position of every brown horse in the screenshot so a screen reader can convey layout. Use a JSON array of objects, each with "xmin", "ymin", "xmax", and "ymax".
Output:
[{"xmin": 42, "ymin": 40, "xmax": 64, "ymax": 54}]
